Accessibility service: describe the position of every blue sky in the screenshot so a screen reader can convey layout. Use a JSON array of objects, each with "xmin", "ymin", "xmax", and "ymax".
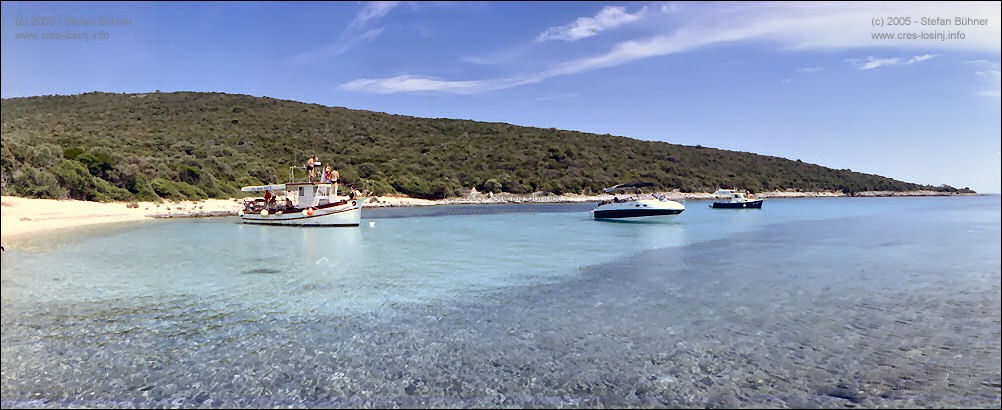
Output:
[{"xmin": 3, "ymin": 1, "xmax": 1000, "ymax": 193}]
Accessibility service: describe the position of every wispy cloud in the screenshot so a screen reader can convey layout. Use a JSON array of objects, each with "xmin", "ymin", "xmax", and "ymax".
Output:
[
  {"xmin": 797, "ymin": 67, "xmax": 824, "ymax": 73},
  {"xmin": 536, "ymin": 5, "xmax": 646, "ymax": 42},
  {"xmin": 906, "ymin": 54, "xmax": 938, "ymax": 64},
  {"xmin": 341, "ymin": 75, "xmax": 509, "ymax": 95},
  {"xmin": 849, "ymin": 54, "xmax": 938, "ymax": 70},
  {"xmin": 977, "ymin": 71, "xmax": 1001, "ymax": 97},
  {"xmin": 291, "ymin": 2, "xmax": 399, "ymax": 66},
  {"xmin": 350, "ymin": 1, "xmax": 398, "ymax": 29},
  {"xmin": 970, "ymin": 60, "xmax": 1002, "ymax": 97},
  {"xmin": 343, "ymin": 3, "xmax": 1000, "ymax": 94},
  {"xmin": 856, "ymin": 56, "xmax": 901, "ymax": 70},
  {"xmin": 533, "ymin": 92, "xmax": 580, "ymax": 102}
]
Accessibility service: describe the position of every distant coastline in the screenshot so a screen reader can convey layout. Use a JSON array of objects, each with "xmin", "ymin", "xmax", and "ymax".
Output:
[
  {"xmin": 365, "ymin": 189, "xmax": 980, "ymax": 208},
  {"xmin": 1, "ymin": 190, "xmax": 982, "ymax": 248}
]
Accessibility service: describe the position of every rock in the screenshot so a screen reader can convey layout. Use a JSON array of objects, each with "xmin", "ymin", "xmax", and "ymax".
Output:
[{"xmin": 821, "ymin": 386, "xmax": 865, "ymax": 403}]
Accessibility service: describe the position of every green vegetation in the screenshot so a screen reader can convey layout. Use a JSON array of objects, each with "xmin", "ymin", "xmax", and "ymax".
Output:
[{"xmin": 0, "ymin": 91, "xmax": 973, "ymax": 201}]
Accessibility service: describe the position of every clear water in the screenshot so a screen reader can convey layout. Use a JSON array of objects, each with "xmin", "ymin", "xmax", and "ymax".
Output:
[{"xmin": 2, "ymin": 196, "xmax": 999, "ymax": 408}]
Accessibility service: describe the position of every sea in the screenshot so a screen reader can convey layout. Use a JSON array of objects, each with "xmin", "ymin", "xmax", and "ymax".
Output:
[{"xmin": 1, "ymin": 196, "xmax": 999, "ymax": 408}]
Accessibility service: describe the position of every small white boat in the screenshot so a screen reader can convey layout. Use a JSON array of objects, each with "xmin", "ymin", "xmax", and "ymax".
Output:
[
  {"xmin": 710, "ymin": 189, "xmax": 763, "ymax": 209},
  {"xmin": 592, "ymin": 182, "xmax": 685, "ymax": 220},
  {"xmin": 239, "ymin": 181, "xmax": 363, "ymax": 227}
]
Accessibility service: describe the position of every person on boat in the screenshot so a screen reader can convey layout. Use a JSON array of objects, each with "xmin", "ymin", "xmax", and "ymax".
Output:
[
  {"xmin": 349, "ymin": 188, "xmax": 362, "ymax": 200},
  {"xmin": 330, "ymin": 169, "xmax": 340, "ymax": 184},
  {"xmin": 305, "ymin": 155, "xmax": 318, "ymax": 182},
  {"xmin": 322, "ymin": 165, "xmax": 333, "ymax": 183},
  {"xmin": 264, "ymin": 190, "xmax": 272, "ymax": 204}
]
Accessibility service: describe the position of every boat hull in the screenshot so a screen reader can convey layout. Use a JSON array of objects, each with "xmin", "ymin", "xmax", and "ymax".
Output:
[
  {"xmin": 240, "ymin": 199, "xmax": 363, "ymax": 226},
  {"xmin": 710, "ymin": 200, "xmax": 763, "ymax": 209},
  {"xmin": 593, "ymin": 208, "xmax": 684, "ymax": 219}
]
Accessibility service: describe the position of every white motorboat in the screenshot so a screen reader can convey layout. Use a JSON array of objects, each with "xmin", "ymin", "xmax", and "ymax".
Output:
[
  {"xmin": 710, "ymin": 189, "xmax": 763, "ymax": 209},
  {"xmin": 239, "ymin": 179, "xmax": 363, "ymax": 227},
  {"xmin": 592, "ymin": 182, "xmax": 685, "ymax": 220}
]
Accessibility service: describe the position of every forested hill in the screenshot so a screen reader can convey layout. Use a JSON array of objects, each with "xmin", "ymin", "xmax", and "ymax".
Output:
[{"xmin": 0, "ymin": 91, "xmax": 971, "ymax": 201}]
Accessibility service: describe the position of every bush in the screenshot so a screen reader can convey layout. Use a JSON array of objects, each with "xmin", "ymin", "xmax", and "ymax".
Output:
[
  {"xmin": 130, "ymin": 173, "xmax": 160, "ymax": 202},
  {"xmin": 150, "ymin": 177, "xmax": 182, "ymax": 199},
  {"xmin": 357, "ymin": 162, "xmax": 381, "ymax": 178},
  {"xmin": 357, "ymin": 178, "xmax": 397, "ymax": 196},
  {"xmin": 28, "ymin": 143, "xmax": 64, "ymax": 168},
  {"xmin": 480, "ymin": 178, "xmax": 503, "ymax": 193},
  {"xmin": 174, "ymin": 181, "xmax": 207, "ymax": 199},
  {"xmin": 63, "ymin": 146, "xmax": 85, "ymax": 160},
  {"xmin": 13, "ymin": 167, "xmax": 66, "ymax": 198},
  {"xmin": 75, "ymin": 147, "xmax": 118, "ymax": 180},
  {"xmin": 91, "ymin": 177, "xmax": 133, "ymax": 202},
  {"xmin": 50, "ymin": 160, "xmax": 93, "ymax": 199}
]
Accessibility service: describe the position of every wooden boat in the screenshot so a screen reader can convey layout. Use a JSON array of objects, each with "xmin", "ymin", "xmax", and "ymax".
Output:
[{"xmin": 239, "ymin": 175, "xmax": 363, "ymax": 227}]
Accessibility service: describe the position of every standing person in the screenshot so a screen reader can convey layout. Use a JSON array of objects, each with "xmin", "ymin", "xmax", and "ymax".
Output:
[
  {"xmin": 305, "ymin": 155, "xmax": 317, "ymax": 183},
  {"xmin": 322, "ymin": 165, "xmax": 332, "ymax": 183},
  {"xmin": 330, "ymin": 168, "xmax": 341, "ymax": 195}
]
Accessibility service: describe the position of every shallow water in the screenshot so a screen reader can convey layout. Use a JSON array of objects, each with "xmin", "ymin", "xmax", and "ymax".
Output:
[{"xmin": 2, "ymin": 196, "xmax": 1000, "ymax": 408}]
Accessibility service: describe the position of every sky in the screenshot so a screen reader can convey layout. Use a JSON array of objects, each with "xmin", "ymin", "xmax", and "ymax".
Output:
[{"xmin": 2, "ymin": 1, "xmax": 1000, "ymax": 193}]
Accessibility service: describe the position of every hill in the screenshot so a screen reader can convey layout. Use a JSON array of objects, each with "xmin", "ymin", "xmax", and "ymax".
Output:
[{"xmin": 0, "ymin": 91, "xmax": 973, "ymax": 201}]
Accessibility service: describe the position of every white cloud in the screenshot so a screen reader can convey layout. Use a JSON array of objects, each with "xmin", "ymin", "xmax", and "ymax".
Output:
[
  {"xmin": 966, "ymin": 59, "xmax": 1001, "ymax": 97},
  {"xmin": 340, "ymin": 75, "xmax": 508, "ymax": 95},
  {"xmin": 797, "ymin": 67, "xmax": 824, "ymax": 73},
  {"xmin": 350, "ymin": 1, "xmax": 399, "ymax": 29},
  {"xmin": 536, "ymin": 6, "xmax": 645, "ymax": 42},
  {"xmin": 976, "ymin": 68, "xmax": 1001, "ymax": 97},
  {"xmin": 291, "ymin": 2, "xmax": 400, "ymax": 65},
  {"xmin": 859, "ymin": 56, "xmax": 901, "ymax": 70},
  {"xmin": 906, "ymin": 54, "xmax": 938, "ymax": 64},
  {"xmin": 850, "ymin": 54, "xmax": 938, "ymax": 70},
  {"xmin": 344, "ymin": 2, "xmax": 1000, "ymax": 94}
]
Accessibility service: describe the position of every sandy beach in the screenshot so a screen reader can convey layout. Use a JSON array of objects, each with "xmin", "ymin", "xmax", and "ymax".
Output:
[
  {"xmin": 0, "ymin": 190, "xmax": 970, "ymax": 248},
  {"xmin": 1, "ymin": 196, "xmax": 244, "ymax": 245}
]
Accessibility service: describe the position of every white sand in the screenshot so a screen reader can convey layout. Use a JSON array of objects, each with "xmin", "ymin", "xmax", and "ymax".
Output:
[{"xmin": 1, "ymin": 196, "xmax": 242, "ymax": 244}]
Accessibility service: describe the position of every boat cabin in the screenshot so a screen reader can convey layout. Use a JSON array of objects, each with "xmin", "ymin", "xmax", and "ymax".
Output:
[
  {"xmin": 713, "ymin": 189, "xmax": 752, "ymax": 201},
  {"xmin": 241, "ymin": 182, "xmax": 343, "ymax": 214}
]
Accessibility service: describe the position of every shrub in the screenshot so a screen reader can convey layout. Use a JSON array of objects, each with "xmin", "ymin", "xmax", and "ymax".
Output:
[
  {"xmin": 50, "ymin": 160, "xmax": 93, "ymax": 199},
  {"xmin": 28, "ymin": 143, "xmax": 64, "ymax": 168},
  {"xmin": 13, "ymin": 167, "xmax": 66, "ymax": 198},
  {"xmin": 357, "ymin": 178, "xmax": 397, "ymax": 196},
  {"xmin": 480, "ymin": 178, "xmax": 503, "ymax": 193},
  {"xmin": 174, "ymin": 181, "xmax": 207, "ymax": 199},
  {"xmin": 150, "ymin": 177, "xmax": 181, "ymax": 199},
  {"xmin": 91, "ymin": 177, "xmax": 133, "ymax": 202},
  {"xmin": 75, "ymin": 147, "xmax": 118, "ymax": 180}
]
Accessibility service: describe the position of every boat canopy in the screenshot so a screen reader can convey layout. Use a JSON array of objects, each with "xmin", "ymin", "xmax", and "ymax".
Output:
[
  {"xmin": 603, "ymin": 181, "xmax": 656, "ymax": 193},
  {"xmin": 713, "ymin": 189, "xmax": 734, "ymax": 196},
  {"xmin": 241, "ymin": 184, "xmax": 287, "ymax": 192}
]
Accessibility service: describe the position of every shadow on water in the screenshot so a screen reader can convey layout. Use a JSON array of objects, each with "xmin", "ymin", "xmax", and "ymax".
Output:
[{"xmin": 241, "ymin": 268, "xmax": 282, "ymax": 275}]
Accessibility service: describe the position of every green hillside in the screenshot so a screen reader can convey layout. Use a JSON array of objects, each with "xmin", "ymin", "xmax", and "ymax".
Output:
[{"xmin": 0, "ymin": 91, "xmax": 971, "ymax": 201}]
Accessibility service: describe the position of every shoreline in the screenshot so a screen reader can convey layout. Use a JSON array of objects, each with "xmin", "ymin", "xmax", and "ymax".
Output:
[
  {"xmin": 1, "ymin": 191, "xmax": 983, "ymax": 247},
  {"xmin": 364, "ymin": 189, "xmax": 979, "ymax": 208}
]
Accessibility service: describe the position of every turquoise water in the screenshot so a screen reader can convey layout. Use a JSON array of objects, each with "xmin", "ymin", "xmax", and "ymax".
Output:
[{"xmin": 2, "ymin": 196, "xmax": 1000, "ymax": 408}]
